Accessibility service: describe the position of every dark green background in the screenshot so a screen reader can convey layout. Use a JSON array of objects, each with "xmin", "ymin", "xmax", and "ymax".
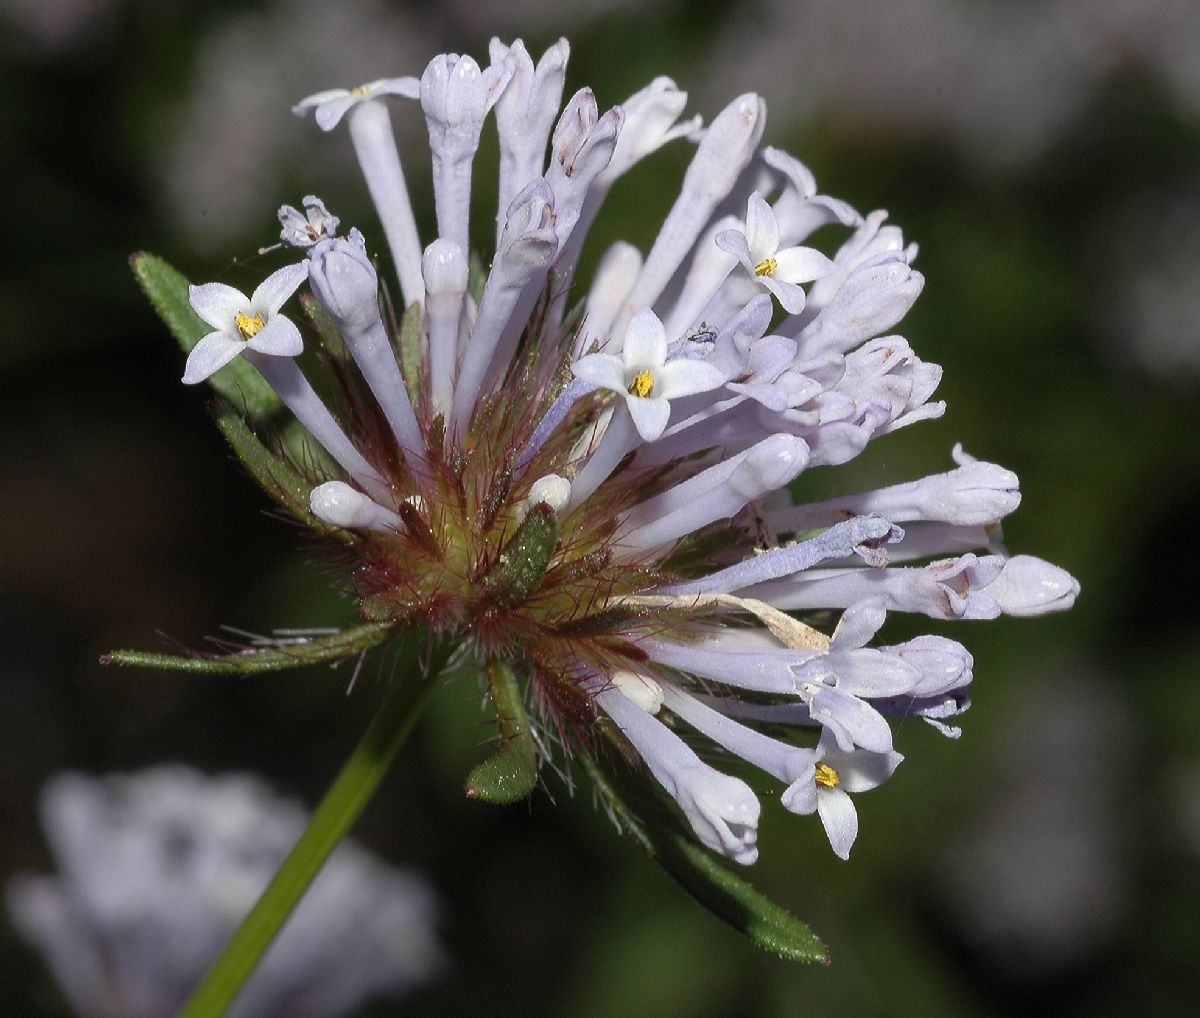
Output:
[{"xmin": 2, "ymin": 1, "xmax": 1197, "ymax": 1015}]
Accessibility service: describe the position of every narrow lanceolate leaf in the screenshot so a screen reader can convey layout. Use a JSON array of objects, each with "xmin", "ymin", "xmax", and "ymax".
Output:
[
  {"xmin": 399, "ymin": 301, "xmax": 423, "ymax": 404},
  {"xmin": 102, "ymin": 622, "xmax": 399, "ymax": 675},
  {"xmin": 277, "ymin": 417, "xmax": 338, "ymax": 484},
  {"xmin": 130, "ymin": 252, "xmax": 283, "ymax": 419},
  {"xmin": 582, "ymin": 753, "xmax": 829, "ymax": 964},
  {"xmin": 210, "ymin": 398, "xmax": 351, "ymax": 542},
  {"xmin": 466, "ymin": 660, "xmax": 539, "ymax": 803}
]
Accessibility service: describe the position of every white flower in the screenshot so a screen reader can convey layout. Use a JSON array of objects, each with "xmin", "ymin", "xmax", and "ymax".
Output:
[
  {"xmin": 571, "ymin": 308, "xmax": 725, "ymax": 441},
  {"xmin": 781, "ymin": 731, "xmax": 903, "ymax": 860},
  {"xmin": 5, "ymin": 768, "xmax": 442, "ymax": 1018},
  {"xmin": 717, "ymin": 191, "xmax": 835, "ymax": 313},
  {"xmin": 182, "ymin": 263, "xmax": 307, "ymax": 384},
  {"xmin": 292, "ymin": 77, "xmax": 419, "ymax": 131}
]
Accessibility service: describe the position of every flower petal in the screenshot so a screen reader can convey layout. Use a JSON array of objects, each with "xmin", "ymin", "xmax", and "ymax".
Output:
[
  {"xmin": 572, "ymin": 353, "xmax": 625, "ymax": 392},
  {"xmin": 760, "ymin": 276, "xmax": 807, "ymax": 315},
  {"xmin": 252, "ymin": 262, "xmax": 309, "ymax": 314},
  {"xmin": 831, "ymin": 598, "xmax": 889, "ymax": 650},
  {"xmin": 622, "ymin": 308, "xmax": 667, "ymax": 371},
  {"xmin": 805, "ymin": 684, "xmax": 893, "ymax": 753},
  {"xmin": 246, "ymin": 314, "xmax": 303, "ymax": 358},
  {"xmin": 743, "ymin": 192, "xmax": 778, "ymax": 261},
  {"xmin": 774, "ymin": 245, "xmax": 835, "ymax": 284},
  {"xmin": 831, "ymin": 747, "xmax": 904, "ymax": 795},
  {"xmin": 981, "ymin": 555, "xmax": 1080, "ymax": 617},
  {"xmin": 314, "ymin": 95, "xmax": 359, "ymax": 131},
  {"xmin": 182, "ymin": 332, "xmax": 244, "ymax": 385},
  {"xmin": 714, "ymin": 228, "xmax": 754, "ymax": 273},
  {"xmin": 189, "ymin": 283, "xmax": 247, "ymax": 331},
  {"xmin": 371, "ymin": 76, "xmax": 421, "ymax": 99},
  {"xmin": 292, "ymin": 88, "xmax": 350, "ymax": 116},
  {"xmin": 816, "ymin": 786, "xmax": 858, "ymax": 860},
  {"xmin": 657, "ymin": 357, "xmax": 726, "ymax": 400},
  {"xmin": 625, "ymin": 394, "xmax": 671, "ymax": 442}
]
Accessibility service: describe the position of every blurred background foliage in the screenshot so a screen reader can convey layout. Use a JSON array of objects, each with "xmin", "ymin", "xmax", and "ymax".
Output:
[{"xmin": 2, "ymin": 0, "xmax": 1198, "ymax": 1015}]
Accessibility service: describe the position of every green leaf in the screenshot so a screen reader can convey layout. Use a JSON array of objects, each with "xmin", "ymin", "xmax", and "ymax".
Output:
[
  {"xmin": 300, "ymin": 292, "xmax": 349, "ymax": 361},
  {"xmin": 582, "ymin": 754, "xmax": 829, "ymax": 964},
  {"xmin": 130, "ymin": 251, "xmax": 282, "ymax": 419},
  {"xmin": 102, "ymin": 622, "xmax": 398, "ymax": 675},
  {"xmin": 209, "ymin": 397, "xmax": 350, "ymax": 540},
  {"xmin": 468, "ymin": 250, "xmax": 488, "ymax": 306},
  {"xmin": 466, "ymin": 660, "xmax": 539, "ymax": 803},
  {"xmin": 398, "ymin": 300, "xmax": 423, "ymax": 404},
  {"xmin": 480, "ymin": 502, "xmax": 558, "ymax": 609},
  {"xmin": 277, "ymin": 416, "xmax": 338, "ymax": 483}
]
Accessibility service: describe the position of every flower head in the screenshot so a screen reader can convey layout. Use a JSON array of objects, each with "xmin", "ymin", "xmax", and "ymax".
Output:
[{"xmin": 149, "ymin": 37, "xmax": 1078, "ymax": 884}]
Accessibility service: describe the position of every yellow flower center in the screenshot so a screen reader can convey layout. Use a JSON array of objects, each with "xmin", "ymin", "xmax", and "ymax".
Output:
[
  {"xmin": 235, "ymin": 312, "xmax": 265, "ymax": 340},
  {"xmin": 627, "ymin": 369, "xmax": 655, "ymax": 398},
  {"xmin": 351, "ymin": 86, "xmax": 370, "ymax": 97},
  {"xmin": 814, "ymin": 762, "xmax": 840, "ymax": 788},
  {"xmin": 754, "ymin": 257, "xmax": 777, "ymax": 278}
]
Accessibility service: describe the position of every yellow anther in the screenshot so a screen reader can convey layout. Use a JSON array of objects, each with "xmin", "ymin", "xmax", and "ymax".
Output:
[
  {"xmin": 814, "ymin": 762, "xmax": 840, "ymax": 788},
  {"xmin": 627, "ymin": 369, "xmax": 655, "ymax": 398},
  {"xmin": 235, "ymin": 311, "xmax": 265, "ymax": 340},
  {"xmin": 753, "ymin": 257, "xmax": 777, "ymax": 278},
  {"xmin": 351, "ymin": 86, "xmax": 370, "ymax": 96}
]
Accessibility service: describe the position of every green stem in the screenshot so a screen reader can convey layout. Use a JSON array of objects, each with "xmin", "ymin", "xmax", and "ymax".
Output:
[{"xmin": 176, "ymin": 634, "xmax": 451, "ymax": 1018}]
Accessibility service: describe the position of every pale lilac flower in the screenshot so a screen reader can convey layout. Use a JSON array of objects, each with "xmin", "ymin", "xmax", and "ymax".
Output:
[
  {"xmin": 572, "ymin": 308, "xmax": 726, "ymax": 442},
  {"xmin": 182, "ymin": 263, "xmax": 307, "ymax": 384},
  {"xmin": 295, "ymin": 75, "xmax": 425, "ymax": 306},
  {"xmin": 292, "ymin": 77, "xmax": 419, "ymax": 131},
  {"xmin": 5, "ymin": 768, "xmax": 442, "ymax": 1018},
  {"xmin": 716, "ymin": 192, "xmax": 836, "ymax": 314},
  {"xmin": 157, "ymin": 36, "xmax": 1079, "ymax": 871},
  {"xmin": 780, "ymin": 730, "xmax": 903, "ymax": 860},
  {"xmin": 490, "ymin": 37, "xmax": 570, "ymax": 240}
]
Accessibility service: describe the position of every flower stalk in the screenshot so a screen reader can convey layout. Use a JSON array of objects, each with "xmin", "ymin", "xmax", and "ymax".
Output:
[{"xmin": 175, "ymin": 633, "xmax": 452, "ymax": 1018}]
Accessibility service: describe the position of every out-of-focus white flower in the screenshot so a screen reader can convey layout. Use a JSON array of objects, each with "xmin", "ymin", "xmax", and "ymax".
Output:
[{"xmin": 6, "ymin": 767, "xmax": 443, "ymax": 1018}]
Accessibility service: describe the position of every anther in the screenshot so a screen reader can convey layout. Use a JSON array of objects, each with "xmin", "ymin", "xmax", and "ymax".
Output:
[
  {"xmin": 235, "ymin": 311, "xmax": 265, "ymax": 339},
  {"xmin": 627, "ymin": 369, "xmax": 655, "ymax": 398}
]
